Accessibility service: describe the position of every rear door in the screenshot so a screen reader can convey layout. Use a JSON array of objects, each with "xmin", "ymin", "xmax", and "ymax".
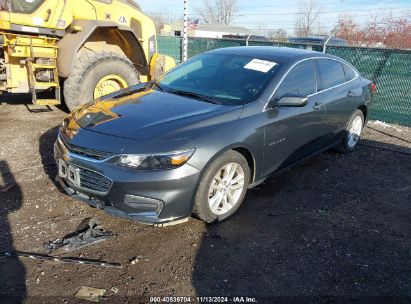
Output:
[
  {"xmin": 262, "ymin": 59, "xmax": 329, "ymax": 176},
  {"xmin": 315, "ymin": 58, "xmax": 361, "ymax": 142}
]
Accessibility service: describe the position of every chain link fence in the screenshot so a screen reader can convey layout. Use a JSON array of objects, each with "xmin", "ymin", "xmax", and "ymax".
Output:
[{"xmin": 157, "ymin": 36, "xmax": 411, "ymax": 127}]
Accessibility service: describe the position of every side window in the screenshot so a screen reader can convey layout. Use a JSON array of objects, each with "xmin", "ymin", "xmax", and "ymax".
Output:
[
  {"xmin": 11, "ymin": 0, "xmax": 45, "ymax": 13},
  {"xmin": 316, "ymin": 59, "xmax": 346, "ymax": 90},
  {"xmin": 343, "ymin": 63, "xmax": 357, "ymax": 81},
  {"xmin": 0, "ymin": 0, "xmax": 9, "ymax": 11},
  {"xmin": 274, "ymin": 60, "xmax": 316, "ymax": 100}
]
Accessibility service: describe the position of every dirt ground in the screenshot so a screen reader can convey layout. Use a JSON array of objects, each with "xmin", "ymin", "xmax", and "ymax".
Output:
[{"xmin": 0, "ymin": 97, "xmax": 410, "ymax": 304}]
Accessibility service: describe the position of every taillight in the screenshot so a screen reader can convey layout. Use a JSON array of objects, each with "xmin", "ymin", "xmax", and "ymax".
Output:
[{"xmin": 370, "ymin": 82, "xmax": 377, "ymax": 95}]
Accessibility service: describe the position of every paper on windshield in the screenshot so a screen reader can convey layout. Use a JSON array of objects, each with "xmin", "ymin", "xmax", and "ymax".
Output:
[{"xmin": 244, "ymin": 59, "xmax": 277, "ymax": 73}]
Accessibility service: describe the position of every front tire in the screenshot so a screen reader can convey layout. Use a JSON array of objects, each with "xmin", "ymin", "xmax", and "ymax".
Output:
[
  {"xmin": 336, "ymin": 109, "xmax": 364, "ymax": 153},
  {"xmin": 193, "ymin": 150, "xmax": 250, "ymax": 223},
  {"xmin": 63, "ymin": 50, "xmax": 140, "ymax": 111}
]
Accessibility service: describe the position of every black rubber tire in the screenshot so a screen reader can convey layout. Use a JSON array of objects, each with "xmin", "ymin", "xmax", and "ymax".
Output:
[
  {"xmin": 63, "ymin": 49, "xmax": 140, "ymax": 111},
  {"xmin": 193, "ymin": 150, "xmax": 250, "ymax": 223},
  {"xmin": 336, "ymin": 109, "xmax": 365, "ymax": 154}
]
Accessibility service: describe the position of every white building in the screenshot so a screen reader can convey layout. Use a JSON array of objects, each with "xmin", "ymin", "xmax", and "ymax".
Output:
[{"xmin": 160, "ymin": 22, "xmax": 251, "ymax": 39}]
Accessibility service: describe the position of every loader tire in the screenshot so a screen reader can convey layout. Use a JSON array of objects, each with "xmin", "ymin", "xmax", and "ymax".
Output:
[{"xmin": 63, "ymin": 50, "xmax": 140, "ymax": 111}]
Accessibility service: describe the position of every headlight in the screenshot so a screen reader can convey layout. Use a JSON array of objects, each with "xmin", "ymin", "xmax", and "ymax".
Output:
[{"xmin": 118, "ymin": 149, "xmax": 195, "ymax": 170}]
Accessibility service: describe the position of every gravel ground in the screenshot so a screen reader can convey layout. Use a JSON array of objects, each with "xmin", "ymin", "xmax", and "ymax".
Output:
[{"xmin": 0, "ymin": 98, "xmax": 410, "ymax": 304}]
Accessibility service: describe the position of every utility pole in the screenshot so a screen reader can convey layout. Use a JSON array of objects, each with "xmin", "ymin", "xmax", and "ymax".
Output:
[{"xmin": 183, "ymin": 0, "xmax": 188, "ymax": 62}]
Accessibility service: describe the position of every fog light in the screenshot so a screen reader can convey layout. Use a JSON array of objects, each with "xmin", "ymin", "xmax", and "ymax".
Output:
[{"xmin": 124, "ymin": 194, "xmax": 163, "ymax": 216}]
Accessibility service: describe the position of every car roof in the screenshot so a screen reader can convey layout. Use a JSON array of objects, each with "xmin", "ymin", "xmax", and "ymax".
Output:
[{"xmin": 207, "ymin": 46, "xmax": 330, "ymax": 65}]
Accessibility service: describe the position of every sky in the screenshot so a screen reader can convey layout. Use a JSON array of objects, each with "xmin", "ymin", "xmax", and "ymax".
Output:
[{"xmin": 137, "ymin": 0, "xmax": 411, "ymax": 35}]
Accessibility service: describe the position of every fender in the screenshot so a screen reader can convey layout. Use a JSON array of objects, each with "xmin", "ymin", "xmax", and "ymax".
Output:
[{"xmin": 57, "ymin": 19, "xmax": 148, "ymax": 78}]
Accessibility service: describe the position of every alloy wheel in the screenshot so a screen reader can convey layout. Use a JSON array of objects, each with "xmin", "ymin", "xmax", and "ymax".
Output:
[
  {"xmin": 347, "ymin": 115, "xmax": 363, "ymax": 148},
  {"xmin": 208, "ymin": 163, "xmax": 245, "ymax": 215}
]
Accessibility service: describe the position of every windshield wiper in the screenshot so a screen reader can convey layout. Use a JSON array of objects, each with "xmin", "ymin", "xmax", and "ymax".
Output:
[
  {"xmin": 168, "ymin": 90, "xmax": 219, "ymax": 104},
  {"xmin": 151, "ymin": 81, "xmax": 165, "ymax": 92}
]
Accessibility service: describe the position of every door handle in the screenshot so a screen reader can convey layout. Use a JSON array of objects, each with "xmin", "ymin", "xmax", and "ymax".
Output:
[
  {"xmin": 313, "ymin": 102, "xmax": 323, "ymax": 110},
  {"xmin": 347, "ymin": 90, "xmax": 356, "ymax": 97},
  {"xmin": 44, "ymin": 9, "xmax": 52, "ymax": 22}
]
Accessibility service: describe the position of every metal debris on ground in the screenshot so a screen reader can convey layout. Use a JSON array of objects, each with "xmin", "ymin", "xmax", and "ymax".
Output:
[
  {"xmin": 0, "ymin": 251, "xmax": 122, "ymax": 269},
  {"xmin": 129, "ymin": 256, "xmax": 142, "ymax": 265},
  {"xmin": 0, "ymin": 184, "xmax": 14, "ymax": 192},
  {"xmin": 74, "ymin": 286, "xmax": 106, "ymax": 303},
  {"xmin": 44, "ymin": 218, "xmax": 114, "ymax": 253}
]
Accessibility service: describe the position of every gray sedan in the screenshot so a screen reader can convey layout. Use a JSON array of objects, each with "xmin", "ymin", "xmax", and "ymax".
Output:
[{"xmin": 55, "ymin": 47, "xmax": 375, "ymax": 224}]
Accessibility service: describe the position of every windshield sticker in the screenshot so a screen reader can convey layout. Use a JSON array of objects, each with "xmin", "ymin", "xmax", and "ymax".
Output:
[{"xmin": 244, "ymin": 59, "xmax": 277, "ymax": 73}]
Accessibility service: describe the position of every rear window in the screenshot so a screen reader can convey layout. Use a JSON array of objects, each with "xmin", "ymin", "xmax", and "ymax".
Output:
[
  {"xmin": 0, "ymin": 0, "xmax": 9, "ymax": 11},
  {"xmin": 343, "ymin": 63, "xmax": 357, "ymax": 81},
  {"xmin": 316, "ymin": 59, "xmax": 346, "ymax": 90}
]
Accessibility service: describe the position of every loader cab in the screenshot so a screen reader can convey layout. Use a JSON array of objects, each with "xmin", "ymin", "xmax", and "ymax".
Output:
[
  {"xmin": 10, "ymin": 0, "xmax": 46, "ymax": 13},
  {"xmin": 2, "ymin": 0, "xmax": 66, "ymax": 33},
  {"xmin": 0, "ymin": 0, "xmax": 10, "ymax": 24}
]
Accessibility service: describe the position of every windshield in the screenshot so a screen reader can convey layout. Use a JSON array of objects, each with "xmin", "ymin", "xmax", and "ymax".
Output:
[
  {"xmin": 157, "ymin": 53, "xmax": 280, "ymax": 105},
  {"xmin": 11, "ymin": 0, "xmax": 45, "ymax": 13},
  {"xmin": 0, "ymin": 0, "xmax": 9, "ymax": 11}
]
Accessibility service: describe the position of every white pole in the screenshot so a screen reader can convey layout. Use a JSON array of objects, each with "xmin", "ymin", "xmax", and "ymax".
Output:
[
  {"xmin": 323, "ymin": 34, "xmax": 333, "ymax": 53},
  {"xmin": 183, "ymin": 0, "xmax": 188, "ymax": 62},
  {"xmin": 246, "ymin": 34, "xmax": 251, "ymax": 47}
]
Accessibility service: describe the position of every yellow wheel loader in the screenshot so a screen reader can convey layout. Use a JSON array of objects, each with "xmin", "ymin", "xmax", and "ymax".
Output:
[{"xmin": 0, "ymin": 0, "xmax": 175, "ymax": 110}]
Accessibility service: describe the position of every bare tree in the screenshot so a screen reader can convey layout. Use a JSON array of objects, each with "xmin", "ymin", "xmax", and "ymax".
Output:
[
  {"xmin": 268, "ymin": 28, "xmax": 288, "ymax": 42},
  {"xmin": 148, "ymin": 9, "xmax": 177, "ymax": 31},
  {"xmin": 253, "ymin": 24, "xmax": 269, "ymax": 36},
  {"xmin": 196, "ymin": 0, "xmax": 239, "ymax": 25},
  {"xmin": 294, "ymin": 0, "xmax": 321, "ymax": 37}
]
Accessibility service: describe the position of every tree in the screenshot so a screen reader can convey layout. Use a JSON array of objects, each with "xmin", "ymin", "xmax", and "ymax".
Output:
[
  {"xmin": 294, "ymin": 0, "xmax": 321, "ymax": 37},
  {"xmin": 380, "ymin": 15, "xmax": 411, "ymax": 49},
  {"xmin": 335, "ymin": 13, "xmax": 411, "ymax": 48},
  {"xmin": 362, "ymin": 14, "xmax": 384, "ymax": 47},
  {"xmin": 196, "ymin": 0, "xmax": 239, "ymax": 25},
  {"xmin": 253, "ymin": 24, "xmax": 269, "ymax": 37},
  {"xmin": 335, "ymin": 14, "xmax": 363, "ymax": 45},
  {"xmin": 148, "ymin": 9, "xmax": 177, "ymax": 31},
  {"xmin": 268, "ymin": 29, "xmax": 288, "ymax": 42}
]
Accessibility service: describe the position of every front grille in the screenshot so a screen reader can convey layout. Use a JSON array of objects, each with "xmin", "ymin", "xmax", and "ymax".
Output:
[
  {"xmin": 79, "ymin": 167, "xmax": 112, "ymax": 193},
  {"xmin": 59, "ymin": 134, "xmax": 113, "ymax": 160}
]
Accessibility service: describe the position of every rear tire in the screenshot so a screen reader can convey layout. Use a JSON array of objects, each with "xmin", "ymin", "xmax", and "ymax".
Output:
[
  {"xmin": 336, "ymin": 109, "xmax": 364, "ymax": 153},
  {"xmin": 63, "ymin": 50, "xmax": 140, "ymax": 111},
  {"xmin": 193, "ymin": 150, "xmax": 250, "ymax": 223}
]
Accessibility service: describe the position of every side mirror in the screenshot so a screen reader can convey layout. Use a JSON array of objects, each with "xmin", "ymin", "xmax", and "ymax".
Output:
[{"xmin": 277, "ymin": 95, "xmax": 308, "ymax": 107}]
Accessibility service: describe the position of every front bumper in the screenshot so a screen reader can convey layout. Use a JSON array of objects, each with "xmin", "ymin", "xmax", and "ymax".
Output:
[{"xmin": 54, "ymin": 139, "xmax": 201, "ymax": 225}]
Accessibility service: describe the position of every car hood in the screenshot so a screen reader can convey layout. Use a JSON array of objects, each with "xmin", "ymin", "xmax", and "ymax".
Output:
[{"xmin": 69, "ymin": 88, "xmax": 243, "ymax": 141}]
